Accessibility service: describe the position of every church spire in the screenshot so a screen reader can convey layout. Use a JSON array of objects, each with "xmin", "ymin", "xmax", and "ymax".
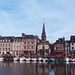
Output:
[{"xmin": 41, "ymin": 18, "xmax": 46, "ymax": 42}]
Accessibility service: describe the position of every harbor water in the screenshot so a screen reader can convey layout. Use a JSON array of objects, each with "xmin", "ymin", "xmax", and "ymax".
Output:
[{"xmin": 0, "ymin": 61, "xmax": 75, "ymax": 75}]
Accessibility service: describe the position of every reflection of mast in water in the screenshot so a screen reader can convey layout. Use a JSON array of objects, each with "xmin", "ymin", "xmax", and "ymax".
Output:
[
  {"xmin": 71, "ymin": 63, "xmax": 75, "ymax": 75},
  {"xmin": 36, "ymin": 63, "xmax": 38, "ymax": 75},
  {"xmin": 66, "ymin": 63, "xmax": 67, "ymax": 75}
]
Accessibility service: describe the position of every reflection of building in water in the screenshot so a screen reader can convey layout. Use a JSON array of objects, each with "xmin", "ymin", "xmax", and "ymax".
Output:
[
  {"xmin": 53, "ymin": 63, "xmax": 75, "ymax": 75},
  {"xmin": 36, "ymin": 63, "xmax": 51, "ymax": 75},
  {"xmin": 54, "ymin": 63, "xmax": 66, "ymax": 75}
]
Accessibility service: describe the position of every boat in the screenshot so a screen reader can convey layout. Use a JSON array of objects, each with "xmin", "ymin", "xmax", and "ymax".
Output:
[
  {"xmin": 69, "ymin": 58, "xmax": 75, "ymax": 62},
  {"xmin": 0, "ymin": 57, "xmax": 4, "ymax": 61},
  {"xmin": 64, "ymin": 57, "xmax": 69, "ymax": 62},
  {"xmin": 64, "ymin": 51, "xmax": 69, "ymax": 62},
  {"xmin": 20, "ymin": 57, "xmax": 26, "ymax": 61},
  {"xmin": 38, "ymin": 58, "xmax": 43, "ymax": 61},
  {"xmin": 25, "ymin": 58, "xmax": 31, "ymax": 61},
  {"xmin": 14, "ymin": 57, "xmax": 19, "ymax": 61},
  {"xmin": 50, "ymin": 58, "xmax": 55, "ymax": 62},
  {"xmin": 43, "ymin": 58, "xmax": 49, "ymax": 62},
  {"xmin": 30, "ymin": 58, "xmax": 37, "ymax": 61}
]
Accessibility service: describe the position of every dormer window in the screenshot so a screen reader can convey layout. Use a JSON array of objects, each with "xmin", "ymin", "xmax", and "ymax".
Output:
[
  {"xmin": 14, "ymin": 39, "xmax": 15, "ymax": 42},
  {"xmin": 9, "ymin": 40, "xmax": 10, "ymax": 42},
  {"xmin": 17, "ymin": 39, "xmax": 18, "ymax": 42},
  {"xmin": 3, "ymin": 40, "xmax": 4, "ymax": 42},
  {"xmin": 6, "ymin": 40, "xmax": 7, "ymax": 42},
  {"xmin": 19, "ymin": 39, "xmax": 21, "ymax": 42}
]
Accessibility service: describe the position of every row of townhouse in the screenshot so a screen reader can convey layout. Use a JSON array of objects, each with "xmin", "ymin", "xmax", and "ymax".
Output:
[
  {"xmin": 53, "ymin": 36, "xmax": 75, "ymax": 55},
  {"xmin": 0, "ymin": 33, "xmax": 39, "ymax": 56}
]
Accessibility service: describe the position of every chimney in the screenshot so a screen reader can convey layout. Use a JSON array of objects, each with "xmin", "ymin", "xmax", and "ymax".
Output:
[
  {"xmin": 0, "ymin": 35, "xmax": 1, "ymax": 38},
  {"xmin": 22, "ymin": 33, "xmax": 26, "ymax": 37},
  {"xmin": 63, "ymin": 37, "xmax": 65, "ymax": 41}
]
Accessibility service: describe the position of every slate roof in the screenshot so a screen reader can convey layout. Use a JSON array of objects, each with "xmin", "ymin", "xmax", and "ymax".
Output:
[{"xmin": 22, "ymin": 35, "xmax": 36, "ymax": 39}]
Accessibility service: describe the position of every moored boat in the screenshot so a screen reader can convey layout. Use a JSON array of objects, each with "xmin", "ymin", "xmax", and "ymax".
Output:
[
  {"xmin": 50, "ymin": 58, "xmax": 55, "ymax": 62},
  {"xmin": 30, "ymin": 58, "xmax": 37, "ymax": 61},
  {"xmin": 38, "ymin": 58, "xmax": 43, "ymax": 61},
  {"xmin": 20, "ymin": 57, "xmax": 26, "ymax": 61},
  {"xmin": 64, "ymin": 57, "xmax": 69, "ymax": 62},
  {"xmin": 0, "ymin": 57, "xmax": 4, "ymax": 61},
  {"xmin": 14, "ymin": 57, "xmax": 19, "ymax": 61},
  {"xmin": 43, "ymin": 58, "xmax": 48, "ymax": 62},
  {"xmin": 25, "ymin": 58, "xmax": 31, "ymax": 61}
]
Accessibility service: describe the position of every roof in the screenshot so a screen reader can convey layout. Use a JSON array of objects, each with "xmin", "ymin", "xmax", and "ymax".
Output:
[
  {"xmin": 0, "ymin": 37, "xmax": 12, "ymax": 42},
  {"xmin": 70, "ymin": 36, "xmax": 75, "ymax": 43},
  {"xmin": 54, "ymin": 37, "xmax": 65, "ymax": 44},
  {"xmin": 22, "ymin": 35, "xmax": 36, "ymax": 39}
]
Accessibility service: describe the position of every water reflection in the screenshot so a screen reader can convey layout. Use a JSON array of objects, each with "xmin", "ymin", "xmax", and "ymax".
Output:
[{"xmin": 0, "ymin": 61, "xmax": 75, "ymax": 75}]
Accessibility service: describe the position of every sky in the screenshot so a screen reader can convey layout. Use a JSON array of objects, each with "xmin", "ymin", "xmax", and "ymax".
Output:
[{"xmin": 0, "ymin": 0, "xmax": 75, "ymax": 43}]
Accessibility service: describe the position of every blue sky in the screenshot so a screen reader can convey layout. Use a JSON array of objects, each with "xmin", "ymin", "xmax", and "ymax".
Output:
[{"xmin": 0, "ymin": 0, "xmax": 75, "ymax": 43}]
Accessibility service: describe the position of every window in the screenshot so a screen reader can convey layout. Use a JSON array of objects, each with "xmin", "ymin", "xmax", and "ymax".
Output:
[
  {"xmin": 14, "ymin": 48, "xmax": 15, "ymax": 51},
  {"xmin": 14, "ymin": 39, "xmax": 15, "ymax": 42},
  {"xmin": 28, "ymin": 42, "xmax": 29, "ymax": 45},
  {"xmin": 9, "ymin": 48, "xmax": 10, "ymax": 50},
  {"xmin": 72, "ymin": 43, "xmax": 73, "ymax": 45},
  {"xmin": 9, "ymin": 44, "xmax": 10, "ymax": 46},
  {"xmin": 17, "ymin": 44, "xmax": 18, "ymax": 46},
  {"xmin": 17, "ymin": 39, "xmax": 18, "ymax": 42},
  {"xmin": 9, "ymin": 40, "xmax": 10, "ymax": 42},
  {"xmin": 24, "ymin": 46, "xmax": 26, "ymax": 49},
  {"xmin": 24, "ymin": 42, "xmax": 26, "ymax": 44},
  {"xmin": 3, "ymin": 48, "xmax": 4, "ymax": 51},
  {"xmin": 0, "ymin": 40, "xmax": 2, "ymax": 42},
  {"xmin": 31, "ymin": 42, "xmax": 33, "ymax": 44},
  {"xmin": 72, "ymin": 47, "xmax": 74, "ymax": 49},
  {"xmin": 6, "ymin": 44, "xmax": 7, "ymax": 46},
  {"xmin": 25, "ymin": 39, "xmax": 26, "ymax": 41},
  {"xmin": 19, "ymin": 43, "xmax": 21, "ymax": 46},
  {"xmin": 6, "ymin": 40, "xmax": 7, "ymax": 42},
  {"xmin": 60, "ymin": 47, "xmax": 62, "ymax": 49},
  {"xmin": 32, "ymin": 46, "xmax": 33, "ymax": 49},
  {"xmin": 28, "ymin": 46, "xmax": 30, "ymax": 49},
  {"xmin": 14, "ymin": 44, "xmax": 16, "ymax": 46},
  {"xmin": 6, "ymin": 48, "xmax": 7, "ymax": 51},
  {"xmin": 3, "ymin": 40, "xmax": 4, "ymax": 42},
  {"xmin": 3, "ymin": 44, "xmax": 4, "ymax": 46},
  {"xmin": 19, "ymin": 39, "xmax": 21, "ymax": 41},
  {"xmin": 19, "ymin": 48, "xmax": 20, "ymax": 50},
  {"xmin": 17, "ymin": 48, "xmax": 18, "ymax": 50},
  {"xmin": 56, "ymin": 47, "xmax": 58, "ymax": 50}
]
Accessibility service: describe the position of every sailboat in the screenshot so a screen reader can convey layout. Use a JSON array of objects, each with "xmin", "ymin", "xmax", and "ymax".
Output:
[{"xmin": 64, "ymin": 50, "xmax": 69, "ymax": 62}]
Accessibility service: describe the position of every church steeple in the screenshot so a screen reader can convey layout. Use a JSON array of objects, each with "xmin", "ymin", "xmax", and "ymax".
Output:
[{"xmin": 41, "ymin": 18, "xmax": 46, "ymax": 42}]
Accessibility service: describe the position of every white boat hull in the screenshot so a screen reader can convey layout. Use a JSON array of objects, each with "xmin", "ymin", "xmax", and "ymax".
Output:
[
  {"xmin": 0, "ymin": 58, "xmax": 4, "ymax": 61},
  {"xmin": 14, "ymin": 57, "xmax": 19, "ymax": 61},
  {"xmin": 26, "ymin": 58, "xmax": 31, "ymax": 61},
  {"xmin": 20, "ymin": 57, "xmax": 26, "ymax": 61},
  {"xmin": 64, "ymin": 58, "xmax": 69, "ymax": 62}
]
